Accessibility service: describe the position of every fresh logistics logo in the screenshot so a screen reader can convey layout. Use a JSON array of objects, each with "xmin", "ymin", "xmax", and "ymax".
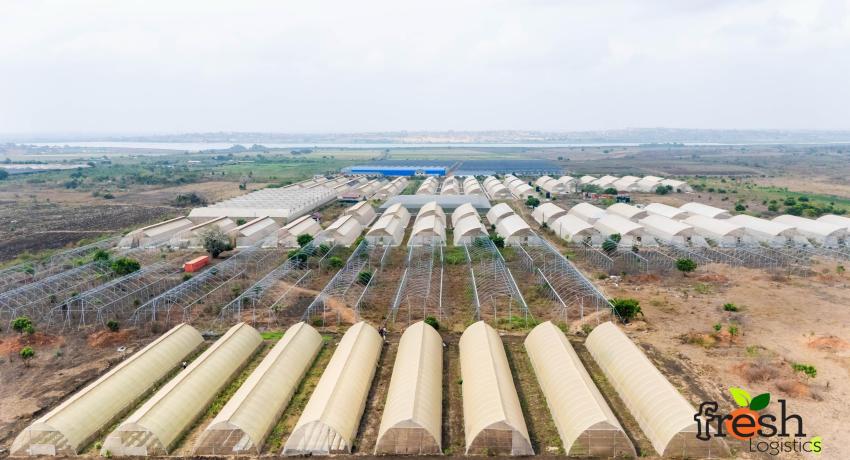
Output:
[{"xmin": 694, "ymin": 386, "xmax": 822, "ymax": 456}]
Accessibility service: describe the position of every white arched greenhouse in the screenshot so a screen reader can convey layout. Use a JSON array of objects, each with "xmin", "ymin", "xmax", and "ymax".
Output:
[
  {"xmin": 567, "ymin": 202, "xmax": 606, "ymax": 224},
  {"xmin": 606, "ymin": 202, "xmax": 648, "ymax": 221},
  {"xmin": 194, "ymin": 322, "xmax": 323, "ymax": 455},
  {"xmin": 679, "ymin": 202, "xmax": 731, "ymax": 219},
  {"xmin": 728, "ymin": 214, "xmax": 796, "ymax": 247},
  {"xmin": 451, "ymin": 202, "xmax": 479, "ymax": 228},
  {"xmin": 11, "ymin": 324, "xmax": 203, "ymax": 456},
  {"xmin": 683, "ymin": 215, "xmax": 748, "ymax": 247},
  {"xmin": 585, "ymin": 322, "xmax": 728, "ymax": 458},
  {"xmin": 374, "ymin": 321, "xmax": 443, "ymax": 455},
  {"xmin": 774, "ymin": 215, "xmax": 846, "ymax": 248},
  {"xmin": 453, "ymin": 214, "xmax": 488, "ymax": 246},
  {"xmin": 551, "ymin": 214, "xmax": 601, "ymax": 244},
  {"xmin": 525, "ymin": 322, "xmax": 635, "ymax": 457},
  {"xmin": 645, "ymin": 202, "xmax": 688, "ymax": 220},
  {"xmin": 495, "ymin": 214, "xmax": 534, "ymax": 246},
  {"xmin": 638, "ymin": 214, "xmax": 694, "ymax": 245},
  {"xmin": 593, "ymin": 214, "xmax": 646, "ymax": 246},
  {"xmin": 486, "ymin": 202, "xmax": 516, "ymax": 227},
  {"xmin": 459, "ymin": 321, "xmax": 533, "ymax": 456},
  {"xmin": 531, "ymin": 202, "xmax": 567, "ymax": 227},
  {"xmin": 283, "ymin": 322, "xmax": 382, "ymax": 455},
  {"xmin": 409, "ymin": 215, "xmax": 446, "ymax": 246},
  {"xmin": 102, "ymin": 323, "xmax": 262, "ymax": 456}
]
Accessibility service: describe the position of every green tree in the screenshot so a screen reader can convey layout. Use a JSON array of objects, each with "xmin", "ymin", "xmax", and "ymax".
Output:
[
  {"xmin": 110, "ymin": 257, "xmax": 141, "ymax": 275},
  {"xmin": 676, "ymin": 258, "xmax": 697, "ymax": 274},
  {"xmin": 734, "ymin": 203, "xmax": 746, "ymax": 212},
  {"xmin": 200, "ymin": 227, "xmax": 232, "ymax": 258},
  {"xmin": 525, "ymin": 196, "xmax": 540, "ymax": 208},
  {"xmin": 490, "ymin": 235, "xmax": 505, "ymax": 248},
  {"xmin": 20, "ymin": 346, "xmax": 35, "ymax": 366},
  {"xmin": 12, "ymin": 316, "xmax": 33, "ymax": 334},
  {"xmin": 297, "ymin": 233, "xmax": 314, "ymax": 247},
  {"xmin": 603, "ymin": 187, "xmax": 618, "ymax": 195},
  {"xmin": 601, "ymin": 239, "xmax": 618, "ymax": 253},
  {"xmin": 106, "ymin": 320, "xmax": 120, "ymax": 332},
  {"xmin": 611, "ymin": 298, "xmax": 643, "ymax": 322}
]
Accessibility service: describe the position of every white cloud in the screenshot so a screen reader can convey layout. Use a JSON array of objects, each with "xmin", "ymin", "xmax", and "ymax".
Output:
[{"xmin": 0, "ymin": 0, "xmax": 848, "ymax": 134}]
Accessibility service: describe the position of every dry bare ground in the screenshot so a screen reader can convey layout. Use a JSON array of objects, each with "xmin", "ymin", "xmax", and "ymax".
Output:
[{"xmin": 600, "ymin": 261, "xmax": 850, "ymax": 459}]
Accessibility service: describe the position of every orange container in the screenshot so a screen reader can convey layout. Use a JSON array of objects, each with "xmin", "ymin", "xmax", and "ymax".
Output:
[{"xmin": 183, "ymin": 255, "xmax": 210, "ymax": 273}]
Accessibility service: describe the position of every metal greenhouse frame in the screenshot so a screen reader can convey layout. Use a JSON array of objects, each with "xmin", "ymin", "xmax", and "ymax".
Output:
[
  {"xmin": 301, "ymin": 240, "xmax": 384, "ymax": 327},
  {"xmin": 389, "ymin": 239, "xmax": 443, "ymax": 326},
  {"xmin": 131, "ymin": 247, "xmax": 283, "ymax": 327},
  {"xmin": 463, "ymin": 237, "xmax": 529, "ymax": 325},
  {"xmin": 519, "ymin": 236, "xmax": 615, "ymax": 323}
]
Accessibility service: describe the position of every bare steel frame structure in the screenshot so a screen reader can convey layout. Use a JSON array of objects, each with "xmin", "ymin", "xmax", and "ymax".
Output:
[
  {"xmin": 301, "ymin": 240, "xmax": 387, "ymax": 327},
  {"xmin": 463, "ymin": 237, "xmax": 530, "ymax": 325},
  {"xmin": 388, "ymin": 239, "xmax": 444, "ymax": 327},
  {"xmin": 219, "ymin": 243, "xmax": 339, "ymax": 328},
  {"xmin": 130, "ymin": 246, "xmax": 284, "ymax": 327},
  {"xmin": 0, "ymin": 237, "xmax": 119, "ymax": 295},
  {"xmin": 516, "ymin": 235, "xmax": 616, "ymax": 324},
  {"xmin": 44, "ymin": 261, "xmax": 184, "ymax": 331}
]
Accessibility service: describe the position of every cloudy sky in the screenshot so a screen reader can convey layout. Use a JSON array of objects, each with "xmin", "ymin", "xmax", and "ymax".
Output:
[{"xmin": 1, "ymin": 0, "xmax": 849, "ymax": 135}]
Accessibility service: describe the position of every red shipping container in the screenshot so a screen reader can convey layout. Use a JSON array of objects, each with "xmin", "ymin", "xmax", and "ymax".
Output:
[{"xmin": 183, "ymin": 255, "xmax": 210, "ymax": 273}]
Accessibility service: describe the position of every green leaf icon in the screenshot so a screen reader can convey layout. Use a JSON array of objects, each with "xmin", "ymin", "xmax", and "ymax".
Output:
[
  {"xmin": 750, "ymin": 393, "xmax": 770, "ymax": 411},
  {"xmin": 730, "ymin": 387, "xmax": 751, "ymax": 407}
]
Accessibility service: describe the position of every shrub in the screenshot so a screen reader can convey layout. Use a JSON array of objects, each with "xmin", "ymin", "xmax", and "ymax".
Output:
[
  {"xmin": 490, "ymin": 235, "xmax": 505, "ymax": 248},
  {"xmin": 288, "ymin": 249, "xmax": 309, "ymax": 263},
  {"xmin": 327, "ymin": 256, "xmax": 344, "ymax": 268},
  {"xmin": 444, "ymin": 247, "xmax": 466, "ymax": 265},
  {"xmin": 734, "ymin": 203, "xmax": 746, "ymax": 212},
  {"xmin": 110, "ymin": 257, "xmax": 141, "ymax": 275},
  {"xmin": 603, "ymin": 187, "xmax": 618, "ymax": 195},
  {"xmin": 318, "ymin": 243, "xmax": 331, "ymax": 255},
  {"xmin": 236, "ymin": 218, "xmax": 247, "ymax": 225},
  {"xmin": 723, "ymin": 302, "xmax": 739, "ymax": 312},
  {"xmin": 20, "ymin": 346, "xmax": 35, "ymax": 366},
  {"xmin": 182, "ymin": 273, "xmax": 193, "ymax": 281},
  {"xmin": 609, "ymin": 233, "xmax": 622, "ymax": 243},
  {"xmin": 728, "ymin": 325, "xmax": 739, "ymax": 336},
  {"xmin": 525, "ymin": 196, "xmax": 540, "ymax": 208},
  {"xmin": 611, "ymin": 297, "xmax": 642, "ymax": 322},
  {"xmin": 424, "ymin": 316, "xmax": 440, "ymax": 330},
  {"xmin": 200, "ymin": 227, "xmax": 232, "ymax": 258},
  {"xmin": 713, "ymin": 323, "xmax": 722, "ymax": 332},
  {"xmin": 12, "ymin": 316, "xmax": 33, "ymax": 334},
  {"xmin": 106, "ymin": 320, "xmax": 119, "ymax": 332},
  {"xmin": 791, "ymin": 363, "xmax": 817, "ymax": 378},
  {"xmin": 297, "ymin": 233, "xmax": 314, "ymax": 247},
  {"xmin": 676, "ymin": 258, "xmax": 697, "ymax": 273},
  {"xmin": 357, "ymin": 270, "xmax": 373, "ymax": 286},
  {"xmin": 92, "ymin": 249, "xmax": 111, "ymax": 262},
  {"xmin": 655, "ymin": 184, "xmax": 674, "ymax": 195},
  {"xmin": 601, "ymin": 239, "xmax": 618, "ymax": 253}
]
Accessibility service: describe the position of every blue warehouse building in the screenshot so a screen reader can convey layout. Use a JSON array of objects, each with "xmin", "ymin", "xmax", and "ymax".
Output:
[{"xmin": 348, "ymin": 165, "xmax": 447, "ymax": 176}]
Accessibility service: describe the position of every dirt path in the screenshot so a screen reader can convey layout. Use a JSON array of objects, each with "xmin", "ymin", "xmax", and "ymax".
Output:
[{"xmin": 353, "ymin": 335, "xmax": 398, "ymax": 453}]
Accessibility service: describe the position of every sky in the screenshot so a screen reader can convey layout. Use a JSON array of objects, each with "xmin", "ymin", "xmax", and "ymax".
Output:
[{"xmin": 1, "ymin": 0, "xmax": 849, "ymax": 135}]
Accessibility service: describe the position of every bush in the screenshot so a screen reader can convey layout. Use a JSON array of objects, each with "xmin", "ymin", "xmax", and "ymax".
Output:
[
  {"xmin": 106, "ymin": 320, "xmax": 120, "ymax": 332},
  {"xmin": 20, "ymin": 346, "xmax": 35, "ymax": 366},
  {"xmin": 297, "ymin": 233, "xmax": 314, "ymax": 247},
  {"xmin": 490, "ymin": 235, "xmax": 505, "ymax": 248},
  {"xmin": 609, "ymin": 233, "xmax": 622, "ymax": 243},
  {"xmin": 200, "ymin": 227, "xmax": 232, "ymax": 258},
  {"xmin": 327, "ymin": 256, "xmax": 344, "ymax": 268},
  {"xmin": 723, "ymin": 302, "xmax": 739, "ymax": 312},
  {"xmin": 424, "ymin": 316, "xmax": 440, "ymax": 330},
  {"xmin": 791, "ymin": 363, "xmax": 817, "ymax": 378},
  {"xmin": 676, "ymin": 258, "xmax": 697, "ymax": 273},
  {"xmin": 287, "ymin": 249, "xmax": 309, "ymax": 263},
  {"xmin": 611, "ymin": 297, "xmax": 643, "ymax": 322},
  {"xmin": 357, "ymin": 270, "xmax": 373, "ymax": 286},
  {"xmin": 93, "ymin": 249, "xmax": 111, "ymax": 262},
  {"xmin": 12, "ymin": 316, "xmax": 33, "ymax": 334},
  {"xmin": 111, "ymin": 257, "xmax": 141, "ymax": 275},
  {"xmin": 603, "ymin": 187, "xmax": 618, "ymax": 195},
  {"xmin": 655, "ymin": 184, "xmax": 673, "ymax": 195},
  {"xmin": 713, "ymin": 323, "xmax": 722, "ymax": 332},
  {"xmin": 318, "ymin": 243, "xmax": 331, "ymax": 255},
  {"xmin": 601, "ymin": 239, "xmax": 618, "ymax": 253},
  {"xmin": 236, "ymin": 218, "xmax": 247, "ymax": 226},
  {"xmin": 525, "ymin": 196, "xmax": 540, "ymax": 208},
  {"xmin": 444, "ymin": 247, "xmax": 466, "ymax": 265}
]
